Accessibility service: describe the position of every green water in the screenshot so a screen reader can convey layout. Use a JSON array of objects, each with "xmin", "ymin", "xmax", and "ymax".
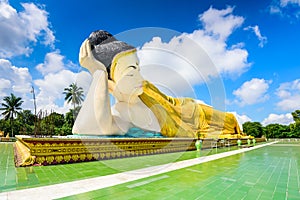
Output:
[
  {"xmin": 1, "ymin": 142, "xmax": 299, "ymax": 199},
  {"xmin": 0, "ymin": 142, "xmax": 236, "ymax": 192},
  {"xmin": 60, "ymin": 144, "xmax": 300, "ymax": 200}
]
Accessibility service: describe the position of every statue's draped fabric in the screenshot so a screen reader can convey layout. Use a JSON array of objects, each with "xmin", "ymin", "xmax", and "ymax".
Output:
[{"xmin": 139, "ymin": 81, "xmax": 242, "ymax": 138}]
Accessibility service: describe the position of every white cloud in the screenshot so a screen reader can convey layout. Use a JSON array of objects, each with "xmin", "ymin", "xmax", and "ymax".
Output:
[
  {"xmin": 0, "ymin": 1, "xmax": 91, "ymax": 115},
  {"xmin": 0, "ymin": 0, "xmax": 54, "ymax": 58},
  {"xmin": 199, "ymin": 6, "xmax": 244, "ymax": 40},
  {"xmin": 229, "ymin": 111, "xmax": 252, "ymax": 130},
  {"xmin": 36, "ymin": 51, "xmax": 65, "ymax": 75},
  {"xmin": 262, "ymin": 113, "xmax": 294, "ymax": 126},
  {"xmin": 233, "ymin": 78, "xmax": 271, "ymax": 106},
  {"xmin": 0, "ymin": 58, "xmax": 33, "ymax": 111},
  {"xmin": 235, "ymin": 113, "xmax": 252, "ymax": 124},
  {"xmin": 33, "ymin": 49, "xmax": 93, "ymax": 114},
  {"xmin": 34, "ymin": 70, "xmax": 91, "ymax": 114},
  {"xmin": 0, "ymin": 78, "xmax": 11, "ymax": 88},
  {"xmin": 244, "ymin": 25, "xmax": 267, "ymax": 47},
  {"xmin": 0, "ymin": 55, "xmax": 91, "ymax": 115},
  {"xmin": 277, "ymin": 96, "xmax": 300, "ymax": 111},
  {"xmin": 269, "ymin": 0, "xmax": 300, "ymax": 19},
  {"xmin": 269, "ymin": 5, "xmax": 282, "ymax": 14},
  {"xmin": 276, "ymin": 79, "xmax": 300, "ymax": 111},
  {"xmin": 0, "ymin": 59, "xmax": 32, "ymax": 96},
  {"xmin": 0, "ymin": 78, "xmax": 11, "ymax": 96},
  {"xmin": 138, "ymin": 6, "xmax": 250, "ymax": 97},
  {"xmin": 280, "ymin": 0, "xmax": 300, "ymax": 7}
]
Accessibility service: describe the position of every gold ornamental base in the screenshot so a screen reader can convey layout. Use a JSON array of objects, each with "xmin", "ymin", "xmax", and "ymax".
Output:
[
  {"xmin": 14, "ymin": 136, "xmax": 265, "ymax": 167},
  {"xmin": 14, "ymin": 136, "xmax": 195, "ymax": 167}
]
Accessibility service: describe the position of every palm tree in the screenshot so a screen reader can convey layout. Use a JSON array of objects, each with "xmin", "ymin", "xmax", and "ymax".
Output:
[
  {"xmin": 0, "ymin": 93, "xmax": 24, "ymax": 137},
  {"xmin": 63, "ymin": 83, "xmax": 84, "ymax": 118}
]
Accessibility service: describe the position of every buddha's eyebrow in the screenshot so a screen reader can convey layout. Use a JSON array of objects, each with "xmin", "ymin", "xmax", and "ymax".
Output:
[{"xmin": 128, "ymin": 65, "xmax": 137, "ymax": 69}]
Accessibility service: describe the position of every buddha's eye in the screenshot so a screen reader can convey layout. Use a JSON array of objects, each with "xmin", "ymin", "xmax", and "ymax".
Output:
[
  {"xmin": 126, "ymin": 66, "xmax": 137, "ymax": 76},
  {"xmin": 128, "ymin": 65, "xmax": 137, "ymax": 69}
]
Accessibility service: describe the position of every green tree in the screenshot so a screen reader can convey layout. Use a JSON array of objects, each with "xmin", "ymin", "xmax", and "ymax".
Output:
[
  {"xmin": 55, "ymin": 124, "xmax": 72, "ymax": 136},
  {"xmin": 264, "ymin": 124, "xmax": 277, "ymax": 139},
  {"xmin": 243, "ymin": 122, "xmax": 264, "ymax": 138},
  {"xmin": 17, "ymin": 110, "xmax": 35, "ymax": 126},
  {"xmin": 0, "ymin": 119, "xmax": 10, "ymax": 136},
  {"xmin": 63, "ymin": 83, "xmax": 84, "ymax": 118},
  {"xmin": 59, "ymin": 109, "xmax": 79, "ymax": 136},
  {"xmin": 40, "ymin": 112, "xmax": 65, "ymax": 136},
  {"xmin": 292, "ymin": 110, "xmax": 300, "ymax": 123},
  {"xmin": 65, "ymin": 109, "xmax": 75, "ymax": 127},
  {"xmin": 290, "ymin": 110, "xmax": 300, "ymax": 138},
  {"xmin": 16, "ymin": 110, "xmax": 35, "ymax": 135},
  {"xmin": 289, "ymin": 123, "xmax": 300, "ymax": 138},
  {"xmin": 0, "ymin": 93, "xmax": 23, "ymax": 137},
  {"xmin": 264, "ymin": 123, "xmax": 290, "ymax": 138},
  {"xmin": 48, "ymin": 112, "xmax": 65, "ymax": 128},
  {"xmin": 279, "ymin": 124, "xmax": 291, "ymax": 138}
]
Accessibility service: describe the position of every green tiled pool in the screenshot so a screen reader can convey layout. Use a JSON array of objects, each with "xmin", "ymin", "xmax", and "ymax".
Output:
[
  {"xmin": 0, "ymin": 142, "xmax": 238, "ymax": 192},
  {"xmin": 59, "ymin": 143, "xmax": 300, "ymax": 200},
  {"xmin": 1, "ymin": 142, "xmax": 299, "ymax": 199}
]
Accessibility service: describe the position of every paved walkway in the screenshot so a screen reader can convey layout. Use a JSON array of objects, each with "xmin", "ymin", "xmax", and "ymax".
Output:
[{"xmin": 0, "ymin": 142, "xmax": 276, "ymax": 200}]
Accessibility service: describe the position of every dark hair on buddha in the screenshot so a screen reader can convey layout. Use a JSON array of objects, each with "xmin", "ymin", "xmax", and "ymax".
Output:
[
  {"xmin": 87, "ymin": 30, "xmax": 136, "ymax": 80},
  {"xmin": 88, "ymin": 30, "xmax": 115, "ymax": 50}
]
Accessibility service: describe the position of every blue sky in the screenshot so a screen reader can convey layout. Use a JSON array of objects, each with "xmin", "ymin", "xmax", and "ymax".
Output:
[{"xmin": 1, "ymin": 0, "xmax": 300, "ymax": 126}]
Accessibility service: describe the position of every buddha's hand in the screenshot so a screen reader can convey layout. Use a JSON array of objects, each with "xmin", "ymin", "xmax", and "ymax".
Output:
[{"xmin": 79, "ymin": 39, "xmax": 106, "ymax": 74}]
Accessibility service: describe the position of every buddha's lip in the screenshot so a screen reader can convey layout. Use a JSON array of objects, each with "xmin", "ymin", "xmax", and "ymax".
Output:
[
  {"xmin": 135, "ymin": 83, "xmax": 143, "ymax": 88},
  {"xmin": 135, "ymin": 84, "xmax": 143, "ymax": 89}
]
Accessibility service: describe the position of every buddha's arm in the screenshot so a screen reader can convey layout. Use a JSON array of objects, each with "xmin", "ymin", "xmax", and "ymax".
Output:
[{"xmin": 72, "ymin": 70, "xmax": 130, "ymax": 135}]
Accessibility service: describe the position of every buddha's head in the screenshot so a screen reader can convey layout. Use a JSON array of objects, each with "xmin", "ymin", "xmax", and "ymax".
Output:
[{"xmin": 88, "ymin": 30, "xmax": 144, "ymax": 103}]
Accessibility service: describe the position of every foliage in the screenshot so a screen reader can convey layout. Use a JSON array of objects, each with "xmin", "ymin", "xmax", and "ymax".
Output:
[
  {"xmin": 65, "ymin": 110, "xmax": 75, "ymax": 127},
  {"xmin": 264, "ymin": 124, "xmax": 290, "ymax": 138},
  {"xmin": 55, "ymin": 124, "xmax": 72, "ymax": 136},
  {"xmin": 37, "ymin": 112, "xmax": 64, "ymax": 136},
  {"xmin": 0, "ymin": 119, "xmax": 11, "ymax": 136},
  {"xmin": 242, "ymin": 121, "xmax": 264, "ymax": 138},
  {"xmin": 0, "ymin": 93, "xmax": 24, "ymax": 137},
  {"xmin": 17, "ymin": 110, "xmax": 35, "ymax": 126},
  {"xmin": 289, "ymin": 123, "xmax": 300, "ymax": 138},
  {"xmin": 292, "ymin": 110, "xmax": 300, "ymax": 123},
  {"xmin": 46, "ymin": 112, "xmax": 65, "ymax": 128},
  {"xmin": 63, "ymin": 83, "xmax": 84, "ymax": 118}
]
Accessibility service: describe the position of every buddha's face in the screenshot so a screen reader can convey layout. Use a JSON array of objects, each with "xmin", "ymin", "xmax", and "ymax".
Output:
[{"xmin": 110, "ymin": 50, "xmax": 144, "ymax": 101}]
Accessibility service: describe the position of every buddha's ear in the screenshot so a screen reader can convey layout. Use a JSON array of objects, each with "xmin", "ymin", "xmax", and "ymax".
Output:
[{"xmin": 107, "ymin": 79, "xmax": 116, "ymax": 94}]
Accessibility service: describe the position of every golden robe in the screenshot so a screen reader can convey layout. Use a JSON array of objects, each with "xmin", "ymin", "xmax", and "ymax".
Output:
[{"xmin": 139, "ymin": 81, "xmax": 243, "ymax": 138}]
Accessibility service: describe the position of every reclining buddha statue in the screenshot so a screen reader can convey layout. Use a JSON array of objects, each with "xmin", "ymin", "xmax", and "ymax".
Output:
[{"xmin": 72, "ymin": 30, "xmax": 246, "ymax": 139}]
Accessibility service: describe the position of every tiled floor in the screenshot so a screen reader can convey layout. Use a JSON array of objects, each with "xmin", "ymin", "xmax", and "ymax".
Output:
[
  {"xmin": 1, "ymin": 142, "xmax": 299, "ymax": 200},
  {"xmin": 58, "ymin": 143, "xmax": 299, "ymax": 200},
  {"xmin": 0, "ymin": 142, "xmax": 240, "ymax": 192},
  {"xmin": 0, "ymin": 143, "xmax": 16, "ymax": 192}
]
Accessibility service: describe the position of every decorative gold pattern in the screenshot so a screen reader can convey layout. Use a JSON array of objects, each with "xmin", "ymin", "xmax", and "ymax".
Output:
[
  {"xmin": 55, "ymin": 155, "xmax": 63, "ymax": 163},
  {"xmin": 36, "ymin": 156, "xmax": 45, "ymax": 165},
  {"xmin": 14, "ymin": 140, "xmax": 35, "ymax": 167},
  {"xmin": 14, "ymin": 136, "xmax": 265, "ymax": 167},
  {"xmin": 46, "ymin": 156, "xmax": 54, "ymax": 164},
  {"xmin": 64, "ymin": 155, "xmax": 71, "ymax": 162}
]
